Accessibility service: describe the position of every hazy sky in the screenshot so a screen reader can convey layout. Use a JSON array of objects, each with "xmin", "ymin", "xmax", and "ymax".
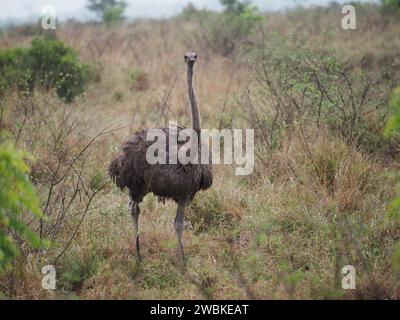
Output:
[{"xmin": 0, "ymin": 0, "xmax": 378, "ymax": 23}]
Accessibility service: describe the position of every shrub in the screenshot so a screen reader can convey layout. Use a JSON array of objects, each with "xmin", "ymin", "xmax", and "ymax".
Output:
[
  {"xmin": 0, "ymin": 94, "xmax": 105, "ymax": 273},
  {"xmin": 182, "ymin": 0, "xmax": 263, "ymax": 57},
  {"xmin": 180, "ymin": 3, "xmax": 198, "ymax": 20},
  {"xmin": 0, "ymin": 38, "xmax": 92, "ymax": 102},
  {"xmin": 247, "ymin": 36, "xmax": 397, "ymax": 154},
  {"xmin": 381, "ymin": 0, "xmax": 400, "ymax": 12},
  {"xmin": 186, "ymin": 189, "xmax": 241, "ymax": 233},
  {"xmin": 385, "ymin": 87, "xmax": 400, "ymax": 220},
  {"xmin": 0, "ymin": 142, "xmax": 45, "ymax": 272},
  {"xmin": 102, "ymin": 6, "xmax": 125, "ymax": 25},
  {"xmin": 384, "ymin": 87, "xmax": 400, "ymax": 139},
  {"xmin": 60, "ymin": 246, "xmax": 102, "ymax": 291},
  {"xmin": 87, "ymin": 0, "xmax": 127, "ymax": 24},
  {"xmin": 127, "ymin": 68, "xmax": 149, "ymax": 92},
  {"xmin": 0, "ymin": 48, "xmax": 32, "ymax": 94},
  {"xmin": 384, "ymin": 86, "xmax": 400, "ymax": 271}
]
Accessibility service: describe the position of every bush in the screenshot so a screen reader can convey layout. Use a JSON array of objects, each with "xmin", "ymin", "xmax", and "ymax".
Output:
[
  {"xmin": 87, "ymin": 0, "xmax": 127, "ymax": 24},
  {"xmin": 0, "ymin": 142, "xmax": 45, "ymax": 272},
  {"xmin": 385, "ymin": 87, "xmax": 400, "ymax": 219},
  {"xmin": 0, "ymin": 38, "xmax": 92, "ymax": 102},
  {"xmin": 180, "ymin": 3, "xmax": 198, "ymax": 20},
  {"xmin": 381, "ymin": 0, "xmax": 400, "ymax": 12},
  {"xmin": 247, "ymin": 36, "xmax": 397, "ymax": 154},
  {"xmin": 385, "ymin": 87, "xmax": 400, "ymax": 138},
  {"xmin": 182, "ymin": 0, "xmax": 263, "ymax": 57},
  {"xmin": 127, "ymin": 68, "xmax": 149, "ymax": 92},
  {"xmin": 103, "ymin": 7, "xmax": 125, "ymax": 25},
  {"xmin": 186, "ymin": 189, "xmax": 241, "ymax": 233},
  {"xmin": 60, "ymin": 246, "xmax": 101, "ymax": 291},
  {"xmin": 0, "ymin": 48, "xmax": 32, "ymax": 94},
  {"xmin": 384, "ymin": 87, "xmax": 400, "ymax": 271}
]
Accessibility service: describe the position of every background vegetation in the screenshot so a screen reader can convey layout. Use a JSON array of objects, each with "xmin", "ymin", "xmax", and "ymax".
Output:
[
  {"xmin": 87, "ymin": 0, "xmax": 127, "ymax": 25},
  {"xmin": 0, "ymin": 0, "xmax": 399, "ymax": 299},
  {"xmin": 0, "ymin": 37, "xmax": 93, "ymax": 102}
]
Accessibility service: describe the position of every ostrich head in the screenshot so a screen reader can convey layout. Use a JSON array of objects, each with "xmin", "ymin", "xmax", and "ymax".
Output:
[{"xmin": 184, "ymin": 51, "xmax": 198, "ymax": 65}]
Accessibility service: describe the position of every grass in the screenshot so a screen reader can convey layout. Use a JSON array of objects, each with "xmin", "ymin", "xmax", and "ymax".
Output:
[{"xmin": 0, "ymin": 5, "xmax": 400, "ymax": 299}]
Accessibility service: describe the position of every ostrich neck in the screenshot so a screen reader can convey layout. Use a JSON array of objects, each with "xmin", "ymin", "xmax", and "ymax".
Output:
[{"xmin": 187, "ymin": 64, "xmax": 201, "ymax": 135}]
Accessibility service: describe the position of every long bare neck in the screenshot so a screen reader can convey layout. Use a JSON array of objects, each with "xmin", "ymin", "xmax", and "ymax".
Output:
[{"xmin": 187, "ymin": 63, "xmax": 201, "ymax": 134}]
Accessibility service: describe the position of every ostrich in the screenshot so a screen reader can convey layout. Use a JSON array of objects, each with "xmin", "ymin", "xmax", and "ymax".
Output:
[{"xmin": 109, "ymin": 51, "xmax": 212, "ymax": 263}]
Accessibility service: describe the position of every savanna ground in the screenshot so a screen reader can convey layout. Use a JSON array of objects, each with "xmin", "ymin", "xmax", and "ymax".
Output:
[{"xmin": 1, "ymin": 4, "xmax": 400, "ymax": 299}]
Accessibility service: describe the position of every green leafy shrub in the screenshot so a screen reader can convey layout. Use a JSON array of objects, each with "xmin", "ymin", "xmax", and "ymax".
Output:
[
  {"xmin": 0, "ymin": 48, "xmax": 32, "ymax": 94},
  {"xmin": 384, "ymin": 87, "xmax": 400, "ymax": 138},
  {"xmin": 0, "ymin": 38, "xmax": 92, "ymax": 102},
  {"xmin": 385, "ymin": 87, "xmax": 400, "ymax": 221},
  {"xmin": 0, "ymin": 142, "xmax": 45, "ymax": 272}
]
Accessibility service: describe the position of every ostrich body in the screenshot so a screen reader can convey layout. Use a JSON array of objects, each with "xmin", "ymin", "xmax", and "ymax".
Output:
[{"xmin": 109, "ymin": 52, "xmax": 212, "ymax": 262}]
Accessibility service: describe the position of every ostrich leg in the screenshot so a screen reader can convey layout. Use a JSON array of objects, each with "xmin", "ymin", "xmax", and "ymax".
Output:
[
  {"xmin": 129, "ymin": 196, "xmax": 141, "ymax": 262},
  {"xmin": 174, "ymin": 199, "xmax": 189, "ymax": 264}
]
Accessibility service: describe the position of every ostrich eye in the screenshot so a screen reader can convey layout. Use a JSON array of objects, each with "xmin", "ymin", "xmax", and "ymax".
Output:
[{"xmin": 194, "ymin": 54, "xmax": 197, "ymax": 58}]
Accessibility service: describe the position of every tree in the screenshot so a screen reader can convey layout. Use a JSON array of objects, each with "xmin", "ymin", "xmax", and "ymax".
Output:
[
  {"xmin": 180, "ymin": 3, "xmax": 198, "ymax": 20},
  {"xmin": 220, "ymin": 0, "xmax": 249, "ymax": 14},
  {"xmin": 87, "ymin": 0, "xmax": 127, "ymax": 24}
]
